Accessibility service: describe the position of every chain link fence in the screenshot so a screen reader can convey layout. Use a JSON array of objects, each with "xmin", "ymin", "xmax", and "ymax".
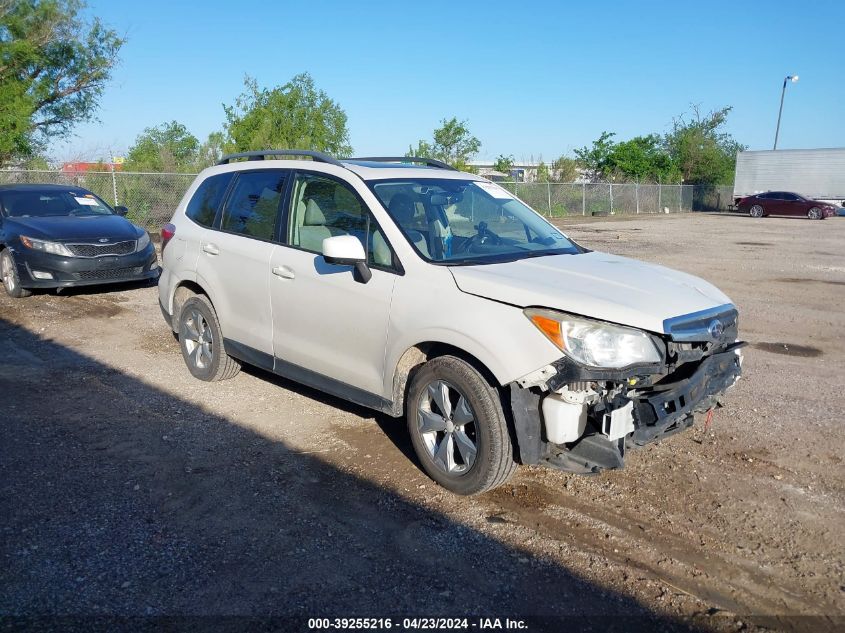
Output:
[
  {"xmin": 0, "ymin": 169, "xmax": 195, "ymax": 230},
  {"xmin": 0, "ymin": 170, "xmax": 736, "ymax": 230}
]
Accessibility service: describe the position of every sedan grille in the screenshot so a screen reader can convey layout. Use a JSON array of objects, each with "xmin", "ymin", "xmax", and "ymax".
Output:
[
  {"xmin": 66, "ymin": 241, "xmax": 136, "ymax": 257},
  {"xmin": 76, "ymin": 267, "xmax": 143, "ymax": 280}
]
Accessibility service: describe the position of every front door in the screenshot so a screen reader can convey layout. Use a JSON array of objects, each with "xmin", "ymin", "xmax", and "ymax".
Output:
[{"xmin": 269, "ymin": 172, "xmax": 399, "ymax": 400}]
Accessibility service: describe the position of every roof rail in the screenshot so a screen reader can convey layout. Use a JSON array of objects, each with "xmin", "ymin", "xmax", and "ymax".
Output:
[
  {"xmin": 348, "ymin": 156, "xmax": 458, "ymax": 171},
  {"xmin": 217, "ymin": 149, "xmax": 343, "ymax": 167}
]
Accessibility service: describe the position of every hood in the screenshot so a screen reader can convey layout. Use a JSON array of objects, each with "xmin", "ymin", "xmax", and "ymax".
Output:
[
  {"xmin": 449, "ymin": 251, "xmax": 732, "ymax": 334},
  {"xmin": 5, "ymin": 215, "xmax": 141, "ymax": 242}
]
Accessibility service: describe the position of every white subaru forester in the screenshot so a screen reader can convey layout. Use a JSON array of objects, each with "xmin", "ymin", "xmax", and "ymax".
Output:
[{"xmin": 158, "ymin": 151, "xmax": 743, "ymax": 495}]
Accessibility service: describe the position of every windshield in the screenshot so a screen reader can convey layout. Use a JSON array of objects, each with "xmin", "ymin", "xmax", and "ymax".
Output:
[
  {"xmin": 370, "ymin": 178, "xmax": 582, "ymax": 264},
  {"xmin": 0, "ymin": 190, "xmax": 115, "ymax": 218}
]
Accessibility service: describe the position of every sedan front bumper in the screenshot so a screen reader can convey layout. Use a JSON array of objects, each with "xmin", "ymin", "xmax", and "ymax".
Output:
[{"xmin": 12, "ymin": 245, "xmax": 159, "ymax": 289}]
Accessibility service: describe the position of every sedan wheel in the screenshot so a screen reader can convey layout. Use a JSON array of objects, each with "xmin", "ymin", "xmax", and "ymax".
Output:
[
  {"xmin": 807, "ymin": 207, "xmax": 822, "ymax": 220},
  {"xmin": 1, "ymin": 250, "xmax": 31, "ymax": 298},
  {"xmin": 750, "ymin": 205, "xmax": 764, "ymax": 218}
]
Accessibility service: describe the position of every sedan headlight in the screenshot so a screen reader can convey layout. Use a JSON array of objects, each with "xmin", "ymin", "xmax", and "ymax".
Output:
[
  {"xmin": 20, "ymin": 235, "xmax": 74, "ymax": 257},
  {"xmin": 525, "ymin": 308, "xmax": 662, "ymax": 368},
  {"xmin": 136, "ymin": 231, "xmax": 150, "ymax": 252}
]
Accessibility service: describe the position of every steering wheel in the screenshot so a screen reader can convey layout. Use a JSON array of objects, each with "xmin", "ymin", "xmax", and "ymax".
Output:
[{"xmin": 456, "ymin": 221, "xmax": 501, "ymax": 253}]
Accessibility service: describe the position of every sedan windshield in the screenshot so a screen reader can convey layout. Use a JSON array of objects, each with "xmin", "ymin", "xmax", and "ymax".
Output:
[
  {"xmin": 370, "ymin": 178, "xmax": 582, "ymax": 264},
  {"xmin": 0, "ymin": 190, "xmax": 114, "ymax": 218}
]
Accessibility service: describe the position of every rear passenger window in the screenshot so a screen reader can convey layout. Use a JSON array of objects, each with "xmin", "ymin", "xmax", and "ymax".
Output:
[
  {"xmin": 221, "ymin": 170, "xmax": 286, "ymax": 240},
  {"xmin": 185, "ymin": 173, "xmax": 234, "ymax": 227}
]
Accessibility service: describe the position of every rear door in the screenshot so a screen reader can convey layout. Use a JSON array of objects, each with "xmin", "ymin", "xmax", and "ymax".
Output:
[
  {"xmin": 781, "ymin": 192, "xmax": 804, "ymax": 216},
  {"xmin": 268, "ymin": 171, "xmax": 399, "ymax": 398},
  {"xmin": 196, "ymin": 169, "xmax": 288, "ymax": 357}
]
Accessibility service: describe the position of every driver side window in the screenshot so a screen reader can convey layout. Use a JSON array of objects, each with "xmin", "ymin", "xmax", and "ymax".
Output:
[{"xmin": 287, "ymin": 173, "xmax": 395, "ymax": 269}]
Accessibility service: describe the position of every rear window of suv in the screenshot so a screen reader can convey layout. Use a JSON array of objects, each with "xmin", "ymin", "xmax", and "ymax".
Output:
[{"xmin": 185, "ymin": 172, "xmax": 234, "ymax": 227}]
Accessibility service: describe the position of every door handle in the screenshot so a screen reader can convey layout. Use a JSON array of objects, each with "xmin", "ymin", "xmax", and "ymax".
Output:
[
  {"xmin": 272, "ymin": 265, "xmax": 295, "ymax": 280},
  {"xmin": 202, "ymin": 243, "xmax": 219, "ymax": 256}
]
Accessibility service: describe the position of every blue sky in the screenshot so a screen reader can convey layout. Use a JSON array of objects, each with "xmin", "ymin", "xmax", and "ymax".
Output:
[{"xmin": 54, "ymin": 0, "xmax": 845, "ymax": 163}]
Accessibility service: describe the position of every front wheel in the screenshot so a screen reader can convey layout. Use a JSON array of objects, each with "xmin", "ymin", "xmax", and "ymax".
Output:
[
  {"xmin": 1, "ymin": 250, "xmax": 31, "ymax": 298},
  {"xmin": 407, "ymin": 355, "xmax": 517, "ymax": 495},
  {"xmin": 807, "ymin": 207, "xmax": 823, "ymax": 220},
  {"xmin": 749, "ymin": 204, "xmax": 764, "ymax": 218},
  {"xmin": 178, "ymin": 294, "xmax": 241, "ymax": 382}
]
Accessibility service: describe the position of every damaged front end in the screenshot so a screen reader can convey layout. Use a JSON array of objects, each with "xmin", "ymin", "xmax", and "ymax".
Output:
[{"xmin": 510, "ymin": 306, "xmax": 744, "ymax": 475}]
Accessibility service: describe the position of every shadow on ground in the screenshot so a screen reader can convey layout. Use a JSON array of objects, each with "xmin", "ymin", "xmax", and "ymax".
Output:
[{"xmin": 0, "ymin": 316, "xmax": 699, "ymax": 632}]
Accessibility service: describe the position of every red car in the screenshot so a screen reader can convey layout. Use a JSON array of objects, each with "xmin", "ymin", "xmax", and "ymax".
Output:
[{"xmin": 736, "ymin": 191, "xmax": 838, "ymax": 220}]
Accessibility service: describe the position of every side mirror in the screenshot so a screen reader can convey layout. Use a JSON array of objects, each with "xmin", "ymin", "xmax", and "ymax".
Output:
[
  {"xmin": 322, "ymin": 235, "xmax": 371, "ymax": 283},
  {"xmin": 115, "ymin": 205, "xmax": 129, "ymax": 216}
]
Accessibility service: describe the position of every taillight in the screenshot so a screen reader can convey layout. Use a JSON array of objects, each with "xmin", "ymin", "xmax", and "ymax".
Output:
[{"xmin": 161, "ymin": 223, "xmax": 176, "ymax": 251}]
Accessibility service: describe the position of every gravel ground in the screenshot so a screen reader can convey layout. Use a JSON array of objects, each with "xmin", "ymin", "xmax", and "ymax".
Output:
[{"xmin": 1, "ymin": 213, "xmax": 843, "ymax": 632}]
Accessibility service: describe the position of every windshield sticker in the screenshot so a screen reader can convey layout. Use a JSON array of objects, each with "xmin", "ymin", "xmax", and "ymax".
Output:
[
  {"xmin": 476, "ymin": 181, "xmax": 514, "ymax": 199},
  {"xmin": 74, "ymin": 196, "xmax": 99, "ymax": 206}
]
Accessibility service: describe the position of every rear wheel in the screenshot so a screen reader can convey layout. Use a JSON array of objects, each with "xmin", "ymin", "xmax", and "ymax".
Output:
[
  {"xmin": 407, "ymin": 355, "xmax": 517, "ymax": 495},
  {"xmin": 178, "ymin": 295, "xmax": 240, "ymax": 381},
  {"xmin": 807, "ymin": 207, "xmax": 823, "ymax": 220},
  {"xmin": 1, "ymin": 250, "xmax": 31, "ymax": 298},
  {"xmin": 749, "ymin": 205, "xmax": 764, "ymax": 218}
]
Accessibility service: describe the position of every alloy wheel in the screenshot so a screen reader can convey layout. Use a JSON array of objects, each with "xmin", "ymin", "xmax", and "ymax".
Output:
[
  {"xmin": 417, "ymin": 380, "xmax": 478, "ymax": 475},
  {"xmin": 183, "ymin": 309, "xmax": 213, "ymax": 370},
  {"xmin": 750, "ymin": 205, "xmax": 763, "ymax": 218},
  {"xmin": 808, "ymin": 208, "xmax": 821, "ymax": 220},
  {"xmin": 1, "ymin": 254, "xmax": 15, "ymax": 292}
]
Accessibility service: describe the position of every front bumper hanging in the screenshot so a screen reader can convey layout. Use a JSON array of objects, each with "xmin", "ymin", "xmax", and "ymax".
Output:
[{"xmin": 510, "ymin": 344, "xmax": 743, "ymax": 475}]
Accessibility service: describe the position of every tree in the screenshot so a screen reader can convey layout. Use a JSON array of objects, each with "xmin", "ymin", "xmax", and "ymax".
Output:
[
  {"xmin": 223, "ymin": 73, "xmax": 352, "ymax": 157},
  {"xmin": 408, "ymin": 117, "xmax": 480, "ymax": 170},
  {"xmin": 551, "ymin": 156, "xmax": 580, "ymax": 182},
  {"xmin": 607, "ymin": 135, "xmax": 680, "ymax": 183},
  {"xmin": 535, "ymin": 161, "xmax": 550, "ymax": 183},
  {"xmin": 0, "ymin": 0, "xmax": 124, "ymax": 165},
  {"xmin": 124, "ymin": 121, "xmax": 199, "ymax": 172},
  {"xmin": 574, "ymin": 131, "xmax": 616, "ymax": 182},
  {"xmin": 664, "ymin": 105, "xmax": 745, "ymax": 185},
  {"xmin": 493, "ymin": 153, "xmax": 514, "ymax": 175},
  {"xmin": 196, "ymin": 131, "xmax": 226, "ymax": 169}
]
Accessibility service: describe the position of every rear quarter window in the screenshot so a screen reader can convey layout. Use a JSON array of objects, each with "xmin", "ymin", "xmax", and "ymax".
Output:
[{"xmin": 185, "ymin": 173, "xmax": 234, "ymax": 227}]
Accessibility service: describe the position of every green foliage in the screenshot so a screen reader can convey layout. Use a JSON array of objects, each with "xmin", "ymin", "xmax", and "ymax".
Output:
[
  {"xmin": 196, "ymin": 131, "xmax": 226, "ymax": 169},
  {"xmin": 551, "ymin": 156, "xmax": 579, "ymax": 182},
  {"xmin": 493, "ymin": 153, "xmax": 514, "ymax": 175},
  {"xmin": 574, "ymin": 131, "xmax": 616, "ymax": 182},
  {"xmin": 535, "ymin": 161, "xmax": 550, "ymax": 183},
  {"xmin": 407, "ymin": 117, "xmax": 481, "ymax": 170},
  {"xmin": 0, "ymin": 0, "xmax": 124, "ymax": 165},
  {"xmin": 664, "ymin": 105, "xmax": 745, "ymax": 185},
  {"xmin": 124, "ymin": 121, "xmax": 200, "ymax": 172},
  {"xmin": 223, "ymin": 73, "xmax": 352, "ymax": 157},
  {"xmin": 606, "ymin": 135, "xmax": 680, "ymax": 183}
]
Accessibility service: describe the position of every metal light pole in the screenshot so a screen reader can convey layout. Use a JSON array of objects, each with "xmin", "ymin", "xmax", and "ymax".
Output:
[{"xmin": 773, "ymin": 75, "xmax": 799, "ymax": 150}]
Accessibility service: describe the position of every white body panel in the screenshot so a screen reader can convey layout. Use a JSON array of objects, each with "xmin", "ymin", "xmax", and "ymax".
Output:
[
  {"xmin": 448, "ymin": 251, "xmax": 731, "ymax": 334},
  {"xmin": 269, "ymin": 245, "xmax": 396, "ymax": 395}
]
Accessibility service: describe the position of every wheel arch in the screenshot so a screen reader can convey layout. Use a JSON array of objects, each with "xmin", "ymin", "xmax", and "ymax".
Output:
[
  {"xmin": 387, "ymin": 341, "xmax": 502, "ymax": 419},
  {"xmin": 168, "ymin": 279, "xmax": 214, "ymax": 332}
]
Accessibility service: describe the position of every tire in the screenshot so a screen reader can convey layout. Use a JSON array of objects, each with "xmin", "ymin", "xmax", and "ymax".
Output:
[
  {"xmin": 807, "ymin": 207, "xmax": 823, "ymax": 220},
  {"xmin": 178, "ymin": 295, "xmax": 240, "ymax": 382},
  {"xmin": 406, "ymin": 355, "xmax": 517, "ymax": 495},
  {"xmin": 1, "ymin": 250, "xmax": 32, "ymax": 298},
  {"xmin": 749, "ymin": 205, "xmax": 764, "ymax": 218}
]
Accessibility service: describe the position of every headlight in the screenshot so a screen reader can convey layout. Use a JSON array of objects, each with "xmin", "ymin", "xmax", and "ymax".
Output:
[
  {"xmin": 136, "ymin": 231, "xmax": 150, "ymax": 252},
  {"xmin": 525, "ymin": 308, "xmax": 662, "ymax": 368},
  {"xmin": 20, "ymin": 235, "xmax": 74, "ymax": 257}
]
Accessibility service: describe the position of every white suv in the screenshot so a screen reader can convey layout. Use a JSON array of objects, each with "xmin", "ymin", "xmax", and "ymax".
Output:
[{"xmin": 158, "ymin": 151, "xmax": 743, "ymax": 495}]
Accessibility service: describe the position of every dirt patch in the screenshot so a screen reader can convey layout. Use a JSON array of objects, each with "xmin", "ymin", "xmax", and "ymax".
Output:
[
  {"xmin": 777, "ymin": 277, "xmax": 845, "ymax": 287},
  {"xmin": 751, "ymin": 342, "xmax": 823, "ymax": 357}
]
